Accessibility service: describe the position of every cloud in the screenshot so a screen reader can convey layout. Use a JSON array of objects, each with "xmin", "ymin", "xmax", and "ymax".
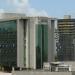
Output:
[
  {"xmin": 0, "ymin": 9, "xmax": 5, "ymax": 13},
  {"xmin": 6, "ymin": 0, "xmax": 48, "ymax": 16},
  {"xmin": 0, "ymin": 9, "xmax": 5, "ymax": 18}
]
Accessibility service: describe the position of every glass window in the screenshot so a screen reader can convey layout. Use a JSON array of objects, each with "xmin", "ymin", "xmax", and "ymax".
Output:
[
  {"xmin": 0, "ymin": 20, "xmax": 17, "ymax": 67},
  {"xmin": 36, "ymin": 24, "xmax": 48, "ymax": 69}
]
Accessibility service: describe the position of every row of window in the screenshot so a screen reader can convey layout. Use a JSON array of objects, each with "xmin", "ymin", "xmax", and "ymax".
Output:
[{"xmin": 0, "ymin": 44, "xmax": 16, "ymax": 48}]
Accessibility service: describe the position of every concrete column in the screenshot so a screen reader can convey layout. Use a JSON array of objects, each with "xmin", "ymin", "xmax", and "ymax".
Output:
[
  {"xmin": 26, "ymin": 20, "xmax": 30, "ymax": 68},
  {"xmin": 29, "ymin": 18, "xmax": 38, "ymax": 69},
  {"xmin": 17, "ymin": 19, "xmax": 24, "ymax": 67},
  {"xmin": 48, "ymin": 19, "xmax": 55, "ymax": 62}
]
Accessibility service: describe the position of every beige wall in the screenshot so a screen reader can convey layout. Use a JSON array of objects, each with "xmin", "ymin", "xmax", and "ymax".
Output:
[{"xmin": 12, "ymin": 71, "xmax": 72, "ymax": 75}]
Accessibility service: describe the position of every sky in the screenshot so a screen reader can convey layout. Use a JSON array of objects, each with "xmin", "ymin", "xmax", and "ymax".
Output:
[{"xmin": 0, "ymin": 0, "xmax": 75, "ymax": 18}]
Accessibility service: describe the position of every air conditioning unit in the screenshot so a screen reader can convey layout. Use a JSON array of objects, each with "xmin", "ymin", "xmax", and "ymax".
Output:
[
  {"xmin": 43, "ymin": 62, "xmax": 51, "ymax": 71},
  {"xmin": 55, "ymin": 64, "xmax": 71, "ymax": 72}
]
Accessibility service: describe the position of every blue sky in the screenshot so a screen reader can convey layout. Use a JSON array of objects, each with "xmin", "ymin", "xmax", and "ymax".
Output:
[
  {"xmin": 30, "ymin": 0, "xmax": 75, "ymax": 18},
  {"xmin": 0, "ymin": 0, "xmax": 75, "ymax": 18}
]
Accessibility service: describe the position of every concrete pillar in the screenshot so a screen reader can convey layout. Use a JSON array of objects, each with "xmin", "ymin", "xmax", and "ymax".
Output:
[{"xmin": 17, "ymin": 19, "xmax": 24, "ymax": 68}]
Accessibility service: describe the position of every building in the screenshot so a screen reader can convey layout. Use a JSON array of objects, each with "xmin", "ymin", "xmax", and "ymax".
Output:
[
  {"xmin": 56, "ymin": 15, "xmax": 75, "ymax": 61},
  {"xmin": 0, "ymin": 16, "xmax": 56, "ymax": 70},
  {"xmin": 0, "ymin": 13, "xmax": 26, "ymax": 19}
]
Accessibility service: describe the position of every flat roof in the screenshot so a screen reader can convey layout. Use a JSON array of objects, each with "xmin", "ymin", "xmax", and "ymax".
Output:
[
  {"xmin": 50, "ymin": 62, "xmax": 63, "ymax": 65},
  {"xmin": 0, "ymin": 16, "xmax": 56, "ymax": 22}
]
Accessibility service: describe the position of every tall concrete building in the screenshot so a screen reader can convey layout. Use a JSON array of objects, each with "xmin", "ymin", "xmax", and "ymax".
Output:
[
  {"xmin": 0, "ymin": 16, "xmax": 56, "ymax": 70},
  {"xmin": 56, "ymin": 15, "xmax": 75, "ymax": 61}
]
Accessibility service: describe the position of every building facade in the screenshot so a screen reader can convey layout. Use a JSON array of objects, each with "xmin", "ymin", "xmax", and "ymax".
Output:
[
  {"xmin": 0, "ymin": 17, "xmax": 56, "ymax": 69},
  {"xmin": 56, "ymin": 16, "xmax": 75, "ymax": 61}
]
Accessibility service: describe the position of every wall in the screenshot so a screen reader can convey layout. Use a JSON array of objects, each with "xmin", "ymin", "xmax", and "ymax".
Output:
[{"xmin": 12, "ymin": 71, "xmax": 72, "ymax": 75}]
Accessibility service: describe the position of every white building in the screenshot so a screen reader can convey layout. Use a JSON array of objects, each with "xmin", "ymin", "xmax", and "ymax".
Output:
[{"xmin": 0, "ymin": 16, "xmax": 56, "ymax": 70}]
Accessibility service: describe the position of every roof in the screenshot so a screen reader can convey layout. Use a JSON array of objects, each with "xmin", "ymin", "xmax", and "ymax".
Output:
[
  {"xmin": 50, "ymin": 62, "xmax": 63, "ymax": 65},
  {"xmin": 0, "ymin": 16, "xmax": 56, "ymax": 22}
]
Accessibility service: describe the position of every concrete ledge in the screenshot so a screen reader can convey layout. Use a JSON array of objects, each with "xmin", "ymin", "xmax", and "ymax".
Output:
[{"xmin": 12, "ymin": 70, "xmax": 72, "ymax": 75}]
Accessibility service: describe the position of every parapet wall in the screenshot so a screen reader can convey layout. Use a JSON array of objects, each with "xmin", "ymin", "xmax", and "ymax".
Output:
[{"xmin": 12, "ymin": 70, "xmax": 72, "ymax": 75}]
